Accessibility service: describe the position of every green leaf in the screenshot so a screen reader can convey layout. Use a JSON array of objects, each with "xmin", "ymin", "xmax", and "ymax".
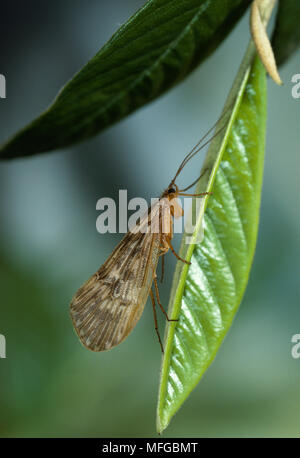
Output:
[
  {"xmin": 272, "ymin": 0, "xmax": 300, "ymax": 66},
  {"xmin": 0, "ymin": 0, "xmax": 252, "ymax": 159},
  {"xmin": 157, "ymin": 49, "xmax": 267, "ymax": 433}
]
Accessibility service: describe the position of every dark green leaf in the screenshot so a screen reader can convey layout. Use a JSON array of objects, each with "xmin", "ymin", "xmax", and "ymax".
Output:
[
  {"xmin": 0, "ymin": 0, "xmax": 251, "ymax": 159},
  {"xmin": 272, "ymin": 0, "xmax": 300, "ymax": 66},
  {"xmin": 157, "ymin": 50, "xmax": 267, "ymax": 433}
]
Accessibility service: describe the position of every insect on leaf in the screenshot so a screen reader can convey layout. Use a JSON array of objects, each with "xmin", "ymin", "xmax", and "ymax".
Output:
[{"xmin": 157, "ymin": 48, "xmax": 267, "ymax": 433}]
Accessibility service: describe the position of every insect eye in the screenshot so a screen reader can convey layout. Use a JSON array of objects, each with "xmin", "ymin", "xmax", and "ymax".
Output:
[{"xmin": 168, "ymin": 187, "xmax": 175, "ymax": 194}]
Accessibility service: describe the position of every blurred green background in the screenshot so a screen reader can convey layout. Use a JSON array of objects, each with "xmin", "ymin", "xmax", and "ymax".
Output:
[{"xmin": 0, "ymin": 0, "xmax": 299, "ymax": 438}]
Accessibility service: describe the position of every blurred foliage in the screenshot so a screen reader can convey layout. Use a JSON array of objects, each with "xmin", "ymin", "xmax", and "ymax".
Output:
[
  {"xmin": 0, "ymin": 251, "xmax": 68, "ymax": 435},
  {"xmin": 272, "ymin": 0, "xmax": 300, "ymax": 67}
]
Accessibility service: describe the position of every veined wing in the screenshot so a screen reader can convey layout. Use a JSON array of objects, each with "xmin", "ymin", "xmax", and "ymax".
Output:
[{"xmin": 70, "ymin": 202, "xmax": 162, "ymax": 351}]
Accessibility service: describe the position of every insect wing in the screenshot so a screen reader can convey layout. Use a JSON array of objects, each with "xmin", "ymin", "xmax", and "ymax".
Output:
[{"xmin": 70, "ymin": 203, "xmax": 162, "ymax": 351}]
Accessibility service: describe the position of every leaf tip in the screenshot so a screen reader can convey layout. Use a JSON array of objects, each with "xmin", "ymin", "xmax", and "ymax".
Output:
[{"xmin": 250, "ymin": 0, "xmax": 283, "ymax": 86}]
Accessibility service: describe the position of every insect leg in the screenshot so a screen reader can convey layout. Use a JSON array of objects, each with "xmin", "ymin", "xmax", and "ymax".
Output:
[
  {"xmin": 160, "ymin": 254, "xmax": 165, "ymax": 283},
  {"xmin": 178, "ymin": 191, "xmax": 213, "ymax": 197},
  {"xmin": 164, "ymin": 236, "xmax": 191, "ymax": 265},
  {"xmin": 150, "ymin": 289, "xmax": 164, "ymax": 353},
  {"xmin": 154, "ymin": 276, "xmax": 178, "ymax": 323}
]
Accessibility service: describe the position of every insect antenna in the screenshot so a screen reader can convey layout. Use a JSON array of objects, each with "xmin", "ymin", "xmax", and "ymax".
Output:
[
  {"xmin": 179, "ymin": 168, "xmax": 209, "ymax": 193},
  {"xmin": 171, "ymin": 123, "xmax": 226, "ymax": 187},
  {"xmin": 170, "ymin": 103, "xmax": 234, "ymax": 187}
]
